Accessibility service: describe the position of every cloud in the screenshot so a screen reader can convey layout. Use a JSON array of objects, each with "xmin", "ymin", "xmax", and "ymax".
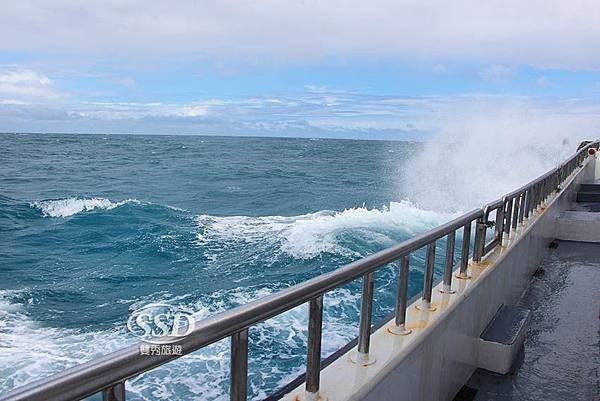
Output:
[
  {"xmin": 479, "ymin": 65, "xmax": 515, "ymax": 83},
  {"xmin": 115, "ymin": 77, "xmax": 136, "ymax": 88},
  {"xmin": 2, "ymin": 90, "xmax": 600, "ymax": 144},
  {"xmin": 2, "ymin": 1, "xmax": 600, "ymax": 70},
  {"xmin": 535, "ymin": 76, "xmax": 553, "ymax": 89},
  {"xmin": 0, "ymin": 69, "xmax": 64, "ymax": 102}
]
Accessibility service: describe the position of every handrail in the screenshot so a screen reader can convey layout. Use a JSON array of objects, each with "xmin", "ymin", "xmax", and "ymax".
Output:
[{"xmin": 1, "ymin": 140, "xmax": 598, "ymax": 401}]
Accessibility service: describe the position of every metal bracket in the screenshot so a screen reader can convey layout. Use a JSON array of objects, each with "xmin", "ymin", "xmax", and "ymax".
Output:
[{"xmin": 477, "ymin": 220, "xmax": 495, "ymax": 229}]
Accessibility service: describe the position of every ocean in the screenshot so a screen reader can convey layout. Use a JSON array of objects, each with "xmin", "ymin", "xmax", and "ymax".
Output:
[{"xmin": 0, "ymin": 132, "xmax": 544, "ymax": 400}]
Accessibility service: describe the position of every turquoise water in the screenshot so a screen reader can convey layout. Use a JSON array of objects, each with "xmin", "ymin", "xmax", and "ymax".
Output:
[{"xmin": 0, "ymin": 133, "xmax": 458, "ymax": 400}]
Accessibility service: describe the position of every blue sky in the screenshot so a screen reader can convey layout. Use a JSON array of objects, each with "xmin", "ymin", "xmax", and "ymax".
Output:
[{"xmin": 2, "ymin": 1, "xmax": 600, "ymax": 139}]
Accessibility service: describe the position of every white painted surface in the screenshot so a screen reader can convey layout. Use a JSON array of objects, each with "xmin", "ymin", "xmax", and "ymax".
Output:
[
  {"xmin": 282, "ymin": 158, "xmax": 596, "ymax": 401},
  {"xmin": 556, "ymin": 211, "xmax": 600, "ymax": 243},
  {"xmin": 476, "ymin": 309, "xmax": 530, "ymax": 375}
]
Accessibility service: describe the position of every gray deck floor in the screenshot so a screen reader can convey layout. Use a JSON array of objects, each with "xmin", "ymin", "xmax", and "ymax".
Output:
[{"xmin": 464, "ymin": 240, "xmax": 600, "ymax": 401}]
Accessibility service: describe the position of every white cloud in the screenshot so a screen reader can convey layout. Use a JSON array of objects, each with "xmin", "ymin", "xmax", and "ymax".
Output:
[
  {"xmin": 2, "ymin": 91, "xmax": 600, "ymax": 144},
  {"xmin": 1, "ymin": 1, "xmax": 600, "ymax": 70},
  {"xmin": 176, "ymin": 100, "xmax": 227, "ymax": 117},
  {"xmin": 0, "ymin": 69, "xmax": 64, "ymax": 102},
  {"xmin": 479, "ymin": 65, "xmax": 515, "ymax": 83},
  {"xmin": 116, "ymin": 77, "xmax": 136, "ymax": 88},
  {"xmin": 0, "ymin": 99, "xmax": 28, "ymax": 105},
  {"xmin": 535, "ymin": 76, "xmax": 553, "ymax": 89}
]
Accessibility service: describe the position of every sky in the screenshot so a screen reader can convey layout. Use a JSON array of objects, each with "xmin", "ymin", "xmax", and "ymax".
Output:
[{"xmin": 2, "ymin": 1, "xmax": 600, "ymax": 140}]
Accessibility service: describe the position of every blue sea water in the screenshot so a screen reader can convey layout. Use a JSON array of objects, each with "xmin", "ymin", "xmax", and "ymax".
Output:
[{"xmin": 0, "ymin": 133, "xmax": 461, "ymax": 400}]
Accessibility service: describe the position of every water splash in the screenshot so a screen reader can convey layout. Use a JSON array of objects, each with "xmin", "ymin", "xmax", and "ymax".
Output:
[{"xmin": 403, "ymin": 100, "xmax": 589, "ymax": 211}]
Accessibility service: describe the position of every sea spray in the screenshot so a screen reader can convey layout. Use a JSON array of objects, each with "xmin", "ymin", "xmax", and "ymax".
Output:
[{"xmin": 402, "ymin": 99, "xmax": 589, "ymax": 211}]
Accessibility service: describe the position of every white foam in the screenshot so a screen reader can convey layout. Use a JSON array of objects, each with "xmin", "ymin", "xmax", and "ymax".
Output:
[
  {"xmin": 0, "ymin": 282, "xmax": 365, "ymax": 400},
  {"xmin": 31, "ymin": 197, "xmax": 139, "ymax": 217},
  {"xmin": 197, "ymin": 200, "xmax": 456, "ymax": 259},
  {"xmin": 0, "ymin": 289, "xmax": 130, "ymax": 391}
]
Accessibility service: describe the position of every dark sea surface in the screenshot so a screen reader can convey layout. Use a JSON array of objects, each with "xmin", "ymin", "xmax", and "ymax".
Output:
[{"xmin": 0, "ymin": 133, "xmax": 464, "ymax": 400}]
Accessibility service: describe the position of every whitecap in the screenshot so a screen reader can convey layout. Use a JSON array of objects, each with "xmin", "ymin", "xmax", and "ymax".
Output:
[
  {"xmin": 196, "ymin": 200, "xmax": 458, "ymax": 259},
  {"xmin": 30, "ymin": 197, "xmax": 139, "ymax": 218}
]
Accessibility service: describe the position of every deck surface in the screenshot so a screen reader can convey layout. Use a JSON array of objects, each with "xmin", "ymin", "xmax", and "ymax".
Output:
[{"xmin": 463, "ymin": 240, "xmax": 600, "ymax": 401}]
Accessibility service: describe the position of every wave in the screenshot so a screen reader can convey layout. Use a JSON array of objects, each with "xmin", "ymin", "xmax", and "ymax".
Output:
[
  {"xmin": 0, "ymin": 289, "xmax": 130, "ymax": 391},
  {"xmin": 0, "ymin": 284, "xmax": 360, "ymax": 401},
  {"xmin": 30, "ymin": 197, "xmax": 140, "ymax": 218},
  {"xmin": 197, "ymin": 200, "xmax": 457, "ymax": 259}
]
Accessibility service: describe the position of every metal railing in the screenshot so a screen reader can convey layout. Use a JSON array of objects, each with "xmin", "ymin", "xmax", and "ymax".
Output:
[{"xmin": 1, "ymin": 141, "xmax": 598, "ymax": 401}]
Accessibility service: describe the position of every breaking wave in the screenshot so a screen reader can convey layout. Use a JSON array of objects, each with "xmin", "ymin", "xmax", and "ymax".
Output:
[
  {"xmin": 197, "ymin": 200, "xmax": 457, "ymax": 259},
  {"xmin": 31, "ymin": 197, "xmax": 139, "ymax": 218}
]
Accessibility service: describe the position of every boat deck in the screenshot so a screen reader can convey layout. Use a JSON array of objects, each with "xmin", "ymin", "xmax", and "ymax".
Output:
[{"xmin": 458, "ymin": 240, "xmax": 600, "ymax": 401}]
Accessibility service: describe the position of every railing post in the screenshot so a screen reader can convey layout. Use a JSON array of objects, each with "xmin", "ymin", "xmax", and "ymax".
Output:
[
  {"xmin": 473, "ymin": 216, "xmax": 486, "ymax": 263},
  {"xmin": 525, "ymin": 187, "xmax": 534, "ymax": 218},
  {"xmin": 512, "ymin": 194, "xmax": 520, "ymax": 230},
  {"xmin": 102, "ymin": 382, "xmax": 126, "ymax": 401},
  {"xmin": 389, "ymin": 255, "xmax": 412, "ymax": 335},
  {"xmin": 534, "ymin": 183, "xmax": 541, "ymax": 211},
  {"xmin": 458, "ymin": 222, "xmax": 471, "ymax": 279},
  {"xmin": 352, "ymin": 272, "xmax": 376, "ymax": 365},
  {"xmin": 503, "ymin": 198, "xmax": 513, "ymax": 241},
  {"xmin": 441, "ymin": 232, "xmax": 456, "ymax": 293},
  {"xmin": 231, "ymin": 329, "xmax": 249, "ymax": 401},
  {"xmin": 418, "ymin": 242, "xmax": 437, "ymax": 311},
  {"xmin": 305, "ymin": 296, "xmax": 323, "ymax": 400},
  {"xmin": 518, "ymin": 192, "xmax": 527, "ymax": 225},
  {"xmin": 495, "ymin": 205, "xmax": 504, "ymax": 245}
]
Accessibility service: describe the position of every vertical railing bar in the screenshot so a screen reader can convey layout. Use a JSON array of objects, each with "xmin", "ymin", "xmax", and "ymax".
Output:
[
  {"xmin": 305, "ymin": 295, "xmax": 324, "ymax": 397},
  {"xmin": 102, "ymin": 381, "xmax": 126, "ymax": 401},
  {"xmin": 230, "ymin": 329, "xmax": 249, "ymax": 401},
  {"xmin": 540, "ymin": 180, "xmax": 545, "ymax": 203},
  {"xmin": 518, "ymin": 191, "xmax": 527, "ymax": 224},
  {"xmin": 420, "ymin": 242, "xmax": 436, "ymax": 310},
  {"xmin": 473, "ymin": 215, "xmax": 486, "ymax": 262},
  {"xmin": 442, "ymin": 232, "xmax": 456, "ymax": 293},
  {"xmin": 540, "ymin": 181, "xmax": 545, "ymax": 205},
  {"xmin": 512, "ymin": 194, "xmax": 521, "ymax": 229},
  {"xmin": 530, "ymin": 186, "xmax": 537, "ymax": 217},
  {"xmin": 542, "ymin": 179, "xmax": 546, "ymax": 203},
  {"xmin": 504, "ymin": 198, "xmax": 513, "ymax": 239},
  {"xmin": 525, "ymin": 188, "xmax": 533, "ymax": 218},
  {"xmin": 358, "ymin": 272, "xmax": 375, "ymax": 360},
  {"xmin": 495, "ymin": 205, "xmax": 504, "ymax": 245},
  {"xmin": 390, "ymin": 255, "xmax": 412, "ymax": 335},
  {"xmin": 458, "ymin": 222, "xmax": 471, "ymax": 278}
]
